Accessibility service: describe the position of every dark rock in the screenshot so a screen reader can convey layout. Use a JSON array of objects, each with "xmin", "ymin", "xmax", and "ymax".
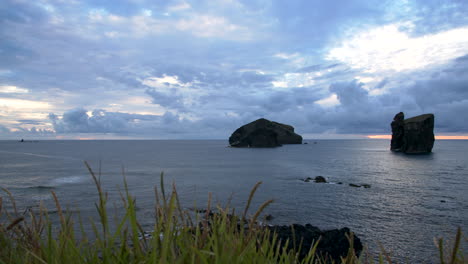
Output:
[
  {"xmin": 303, "ymin": 177, "xmax": 313, "ymax": 182},
  {"xmin": 349, "ymin": 183, "xmax": 361, "ymax": 188},
  {"xmin": 304, "ymin": 142, "xmax": 308, "ymax": 144},
  {"xmin": 390, "ymin": 112, "xmax": 405, "ymax": 151},
  {"xmin": 192, "ymin": 210, "xmax": 362, "ymax": 262},
  {"xmin": 361, "ymin": 184, "xmax": 371, "ymax": 188},
  {"xmin": 390, "ymin": 112, "xmax": 435, "ymax": 154},
  {"xmin": 402, "ymin": 114, "xmax": 435, "ymax": 154},
  {"xmin": 229, "ymin": 118, "xmax": 302, "ymax": 148},
  {"xmin": 337, "ymin": 182, "xmax": 343, "ymax": 185},
  {"xmin": 267, "ymin": 224, "xmax": 362, "ymax": 262},
  {"xmin": 440, "ymin": 200, "xmax": 446, "ymax": 203},
  {"xmin": 314, "ymin": 176, "xmax": 327, "ymax": 183}
]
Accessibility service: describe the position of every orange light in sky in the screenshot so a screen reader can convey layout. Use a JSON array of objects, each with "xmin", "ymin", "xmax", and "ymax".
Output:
[
  {"xmin": 435, "ymin": 136, "xmax": 468, "ymax": 140},
  {"xmin": 367, "ymin": 135, "xmax": 468, "ymax": 140},
  {"xmin": 367, "ymin": 135, "xmax": 392, "ymax": 139}
]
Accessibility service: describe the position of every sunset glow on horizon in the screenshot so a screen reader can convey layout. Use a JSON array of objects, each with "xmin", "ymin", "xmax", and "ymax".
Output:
[{"xmin": 367, "ymin": 135, "xmax": 468, "ymax": 140}]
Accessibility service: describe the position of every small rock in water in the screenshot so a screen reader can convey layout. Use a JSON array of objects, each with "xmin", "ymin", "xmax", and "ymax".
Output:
[
  {"xmin": 265, "ymin": 214, "xmax": 274, "ymax": 221},
  {"xmin": 349, "ymin": 183, "xmax": 361, "ymax": 188},
  {"xmin": 303, "ymin": 177, "xmax": 313, "ymax": 182},
  {"xmin": 314, "ymin": 176, "xmax": 327, "ymax": 183},
  {"xmin": 337, "ymin": 182, "xmax": 343, "ymax": 185},
  {"xmin": 362, "ymin": 184, "xmax": 371, "ymax": 188},
  {"xmin": 440, "ymin": 200, "xmax": 446, "ymax": 203}
]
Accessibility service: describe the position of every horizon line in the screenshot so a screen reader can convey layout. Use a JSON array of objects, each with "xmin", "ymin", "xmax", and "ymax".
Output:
[{"xmin": 367, "ymin": 135, "xmax": 468, "ymax": 140}]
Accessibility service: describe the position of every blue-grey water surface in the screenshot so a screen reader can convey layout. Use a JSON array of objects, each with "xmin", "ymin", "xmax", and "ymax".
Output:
[{"xmin": 0, "ymin": 139, "xmax": 467, "ymax": 262}]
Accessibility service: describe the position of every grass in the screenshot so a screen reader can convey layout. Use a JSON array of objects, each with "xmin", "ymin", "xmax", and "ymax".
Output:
[{"xmin": 0, "ymin": 161, "xmax": 466, "ymax": 263}]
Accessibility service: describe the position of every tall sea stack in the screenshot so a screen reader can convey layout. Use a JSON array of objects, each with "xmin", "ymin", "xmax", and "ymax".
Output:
[
  {"xmin": 390, "ymin": 112, "xmax": 435, "ymax": 154},
  {"xmin": 390, "ymin": 112, "xmax": 405, "ymax": 151}
]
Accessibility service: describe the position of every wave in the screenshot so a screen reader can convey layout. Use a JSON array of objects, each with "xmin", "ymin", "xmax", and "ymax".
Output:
[
  {"xmin": 49, "ymin": 176, "xmax": 86, "ymax": 186},
  {"xmin": 0, "ymin": 150, "xmax": 80, "ymax": 161},
  {"xmin": 27, "ymin": 185, "xmax": 56, "ymax": 190}
]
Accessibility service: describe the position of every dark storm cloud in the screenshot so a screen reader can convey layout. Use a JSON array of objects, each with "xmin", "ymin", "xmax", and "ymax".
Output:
[
  {"xmin": 400, "ymin": 58, "xmax": 468, "ymax": 132},
  {"xmin": 47, "ymin": 107, "xmax": 241, "ymax": 138},
  {"xmin": 49, "ymin": 108, "xmax": 167, "ymax": 134},
  {"xmin": 302, "ymin": 80, "xmax": 391, "ymax": 134},
  {"xmin": 410, "ymin": 79, "xmax": 468, "ymax": 109},
  {"xmin": 45, "ymin": 54, "xmax": 468, "ymax": 137},
  {"xmin": 260, "ymin": 88, "xmax": 321, "ymax": 113},
  {"xmin": 145, "ymin": 89, "xmax": 186, "ymax": 111},
  {"xmin": 408, "ymin": 55, "xmax": 468, "ymax": 109},
  {"xmin": 329, "ymin": 80, "xmax": 368, "ymax": 107},
  {"xmin": 301, "ymin": 56, "xmax": 468, "ymax": 134}
]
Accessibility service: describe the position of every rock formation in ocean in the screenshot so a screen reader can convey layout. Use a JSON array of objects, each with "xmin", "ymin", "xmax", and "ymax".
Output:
[
  {"xmin": 390, "ymin": 112, "xmax": 435, "ymax": 154},
  {"xmin": 229, "ymin": 118, "xmax": 302, "ymax": 147},
  {"xmin": 390, "ymin": 112, "xmax": 405, "ymax": 151},
  {"xmin": 314, "ymin": 176, "xmax": 327, "ymax": 183}
]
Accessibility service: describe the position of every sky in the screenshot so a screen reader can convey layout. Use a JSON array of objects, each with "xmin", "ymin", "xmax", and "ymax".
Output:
[{"xmin": 1, "ymin": 0, "xmax": 468, "ymax": 140}]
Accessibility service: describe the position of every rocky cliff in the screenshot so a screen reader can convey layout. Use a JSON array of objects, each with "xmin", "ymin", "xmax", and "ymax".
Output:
[
  {"xmin": 229, "ymin": 118, "xmax": 302, "ymax": 147},
  {"xmin": 391, "ymin": 112, "xmax": 435, "ymax": 154}
]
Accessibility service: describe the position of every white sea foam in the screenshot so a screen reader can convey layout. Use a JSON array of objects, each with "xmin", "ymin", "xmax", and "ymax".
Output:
[{"xmin": 49, "ymin": 176, "xmax": 86, "ymax": 186}]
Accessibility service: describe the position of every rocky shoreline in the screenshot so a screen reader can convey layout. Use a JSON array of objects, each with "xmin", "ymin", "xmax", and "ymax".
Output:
[{"xmin": 188, "ymin": 209, "xmax": 363, "ymax": 262}]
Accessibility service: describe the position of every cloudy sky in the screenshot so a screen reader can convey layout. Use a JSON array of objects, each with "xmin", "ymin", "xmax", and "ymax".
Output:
[{"xmin": 1, "ymin": 0, "xmax": 468, "ymax": 139}]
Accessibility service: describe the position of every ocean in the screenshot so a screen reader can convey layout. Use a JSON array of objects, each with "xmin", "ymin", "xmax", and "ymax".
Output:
[{"xmin": 0, "ymin": 139, "xmax": 467, "ymax": 262}]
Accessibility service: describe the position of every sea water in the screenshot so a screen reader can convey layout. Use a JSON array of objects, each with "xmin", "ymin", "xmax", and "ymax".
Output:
[{"xmin": 0, "ymin": 139, "xmax": 467, "ymax": 261}]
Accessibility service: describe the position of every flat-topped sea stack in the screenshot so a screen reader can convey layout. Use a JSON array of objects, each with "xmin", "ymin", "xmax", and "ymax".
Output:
[
  {"xmin": 391, "ymin": 112, "xmax": 435, "ymax": 154},
  {"xmin": 229, "ymin": 118, "xmax": 302, "ymax": 147}
]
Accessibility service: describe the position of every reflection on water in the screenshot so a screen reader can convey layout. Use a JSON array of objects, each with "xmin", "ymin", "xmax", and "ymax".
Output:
[{"xmin": 0, "ymin": 139, "xmax": 467, "ymax": 262}]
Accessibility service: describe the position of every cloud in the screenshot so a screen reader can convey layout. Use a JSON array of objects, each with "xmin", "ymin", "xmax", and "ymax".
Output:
[
  {"xmin": 327, "ymin": 22, "xmax": 468, "ymax": 73},
  {"xmin": 145, "ymin": 89, "xmax": 185, "ymax": 110},
  {"xmin": 167, "ymin": 2, "xmax": 191, "ymax": 12},
  {"xmin": 329, "ymin": 80, "xmax": 368, "ymax": 107},
  {"xmin": 1, "ymin": 0, "xmax": 468, "ymax": 139},
  {"xmin": 0, "ymin": 85, "xmax": 29, "ymax": 94},
  {"xmin": 49, "ymin": 108, "xmax": 162, "ymax": 134},
  {"xmin": 143, "ymin": 74, "xmax": 206, "ymax": 111},
  {"xmin": 81, "ymin": 3, "xmax": 259, "ymax": 41},
  {"xmin": 297, "ymin": 63, "xmax": 341, "ymax": 73},
  {"xmin": 0, "ymin": 98, "xmax": 51, "ymax": 110},
  {"xmin": 0, "ymin": 124, "xmax": 9, "ymax": 133},
  {"xmin": 16, "ymin": 119, "xmax": 44, "ymax": 125}
]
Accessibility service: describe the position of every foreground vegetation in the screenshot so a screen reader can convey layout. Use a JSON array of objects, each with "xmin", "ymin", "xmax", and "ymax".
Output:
[{"xmin": 0, "ymin": 162, "xmax": 466, "ymax": 263}]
